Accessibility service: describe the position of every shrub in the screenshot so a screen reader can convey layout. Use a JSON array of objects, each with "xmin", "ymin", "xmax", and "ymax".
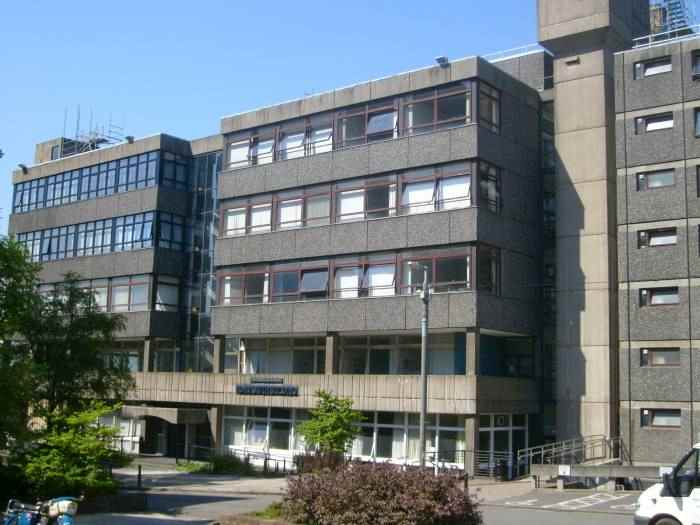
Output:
[
  {"xmin": 283, "ymin": 461, "xmax": 482, "ymax": 525},
  {"xmin": 210, "ymin": 454, "xmax": 255, "ymax": 475}
]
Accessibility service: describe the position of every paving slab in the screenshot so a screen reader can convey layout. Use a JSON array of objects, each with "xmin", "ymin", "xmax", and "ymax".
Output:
[{"xmin": 481, "ymin": 488, "xmax": 640, "ymax": 515}]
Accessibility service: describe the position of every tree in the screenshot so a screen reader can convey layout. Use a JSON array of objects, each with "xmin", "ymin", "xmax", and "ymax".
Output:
[
  {"xmin": 23, "ymin": 272, "xmax": 132, "ymax": 416},
  {"xmin": 297, "ymin": 390, "xmax": 364, "ymax": 454},
  {"xmin": 21, "ymin": 402, "xmax": 122, "ymax": 498},
  {"xmin": 0, "ymin": 238, "xmax": 41, "ymax": 447}
]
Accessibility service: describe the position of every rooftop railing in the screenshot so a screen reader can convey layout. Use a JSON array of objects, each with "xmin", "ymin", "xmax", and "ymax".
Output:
[{"xmin": 633, "ymin": 24, "xmax": 699, "ymax": 48}]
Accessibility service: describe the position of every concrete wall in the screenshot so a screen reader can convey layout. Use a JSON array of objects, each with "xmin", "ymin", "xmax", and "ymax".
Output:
[
  {"xmin": 616, "ymin": 33, "xmax": 700, "ymax": 463},
  {"xmin": 9, "ymin": 187, "xmax": 189, "ymax": 234},
  {"xmin": 129, "ymin": 372, "xmax": 478, "ymax": 414}
]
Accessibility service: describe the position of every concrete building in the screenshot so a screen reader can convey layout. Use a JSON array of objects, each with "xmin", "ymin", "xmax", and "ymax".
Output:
[
  {"xmin": 10, "ymin": 0, "xmax": 700, "ymax": 467},
  {"xmin": 650, "ymin": 0, "xmax": 696, "ymax": 34}
]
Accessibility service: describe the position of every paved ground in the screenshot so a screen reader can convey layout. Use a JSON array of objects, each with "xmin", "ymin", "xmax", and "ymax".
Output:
[
  {"xmin": 481, "ymin": 488, "xmax": 638, "ymax": 514},
  {"xmin": 482, "ymin": 506, "xmax": 630, "ymax": 524}
]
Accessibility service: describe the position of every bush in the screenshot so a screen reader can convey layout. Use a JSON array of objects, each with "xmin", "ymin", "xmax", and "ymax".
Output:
[
  {"xmin": 210, "ymin": 454, "xmax": 255, "ymax": 475},
  {"xmin": 283, "ymin": 462, "xmax": 482, "ymax": 525}
]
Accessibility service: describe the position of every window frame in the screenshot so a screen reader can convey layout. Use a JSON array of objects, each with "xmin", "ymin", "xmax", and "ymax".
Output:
[
  {"xmin": 640, "ymin": 347, "xmax": 681, "ymax": 368},
  {"xmin": 637, "ymin": 169, "xmax": 675, "ymax": 191},
  {"xmin": 640, "ymin": 286, "xmax": 680, "ymax": 307},
  {"xmin": 637, "ymin": 227, "xmax": 678, "ymax": 248},
  {"xmin": 635, "ymin": 112, "xmax": 674, "ymax": 134},
  {"xmin": 641, "ymin": 408, "xmax": 681, "ymax": 429},
  {"xmin": 634, "ymin": 57, "xmax": 672, "ymax": 79}
]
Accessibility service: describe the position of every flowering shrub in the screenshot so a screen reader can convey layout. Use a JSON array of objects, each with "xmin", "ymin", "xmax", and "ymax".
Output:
[{"xmin": 283, "ymin": 462, "xmax": 482, "ymax": 525}]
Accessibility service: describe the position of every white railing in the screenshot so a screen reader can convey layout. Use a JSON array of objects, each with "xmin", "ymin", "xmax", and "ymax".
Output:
[{"xmin": 633, "ymin": 25, "xmax": 699, "ymax": 48}]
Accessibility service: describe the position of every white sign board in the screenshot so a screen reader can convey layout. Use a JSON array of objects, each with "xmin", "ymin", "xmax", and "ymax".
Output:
[{"xmin": 558, "ymin": 465, "xmax": 571, "ymax": 476}]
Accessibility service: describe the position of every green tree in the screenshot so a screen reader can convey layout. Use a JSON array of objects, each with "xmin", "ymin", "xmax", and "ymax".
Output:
[
  {"xmin": 297, "ymin": 390, "xmax": 364, "ymax": 454},
  {"xmin": 24, "ymin": 272, "xmax": 132, "ymax": 416},
  {"xmin": 0, "ymin": 238, "xmax": 40, "ymax": 447},
  {"xmin": 21, "ymin": 402, "xmax": 122, "ymax": 498}
]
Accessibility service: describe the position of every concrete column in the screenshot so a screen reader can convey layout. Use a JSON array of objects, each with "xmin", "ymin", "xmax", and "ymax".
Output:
[
  {"xmin": 325, "ymin": 334, "xmax": 337, "ymax": 375},
  {"xmin": 209, "ymin": 406, "xmax": 223, "ymax": 453},
  {"xmin": 212, "ymin": 337, "xmax": 223, "ymax": 374},
  {"xmin": 538, "ymin": 0, "xmax": 649, "ymax": 441},
  {"xmin": 143, "ymin": 338, "xmax": 152, "ymax": 372},
  {"xmin": 466, "ymin": 328, "xmax": 479, "ymax": 376},
  {"xmin": 464, "ymin": 415, "xmax": 479, "ymax": 477}
]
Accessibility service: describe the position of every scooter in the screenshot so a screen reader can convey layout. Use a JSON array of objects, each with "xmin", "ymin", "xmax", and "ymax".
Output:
[{"xmin": 2, "ymin": 497, "xmax": 80, "ymax": 525}]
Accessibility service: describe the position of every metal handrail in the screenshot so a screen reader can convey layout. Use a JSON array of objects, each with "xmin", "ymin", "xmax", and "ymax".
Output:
[
  {"xmin": 633, "ymin": 25, "xmax": 698, "ymax": 48},
  {"xmin": 516, "ymin": 435, "xmax": 621, "ymax": 476}
]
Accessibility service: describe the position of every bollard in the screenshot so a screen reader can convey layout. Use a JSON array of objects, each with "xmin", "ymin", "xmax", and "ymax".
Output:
[{"xmin": 137, "ymin": 464, "xmax": 142, "ymax": 490}]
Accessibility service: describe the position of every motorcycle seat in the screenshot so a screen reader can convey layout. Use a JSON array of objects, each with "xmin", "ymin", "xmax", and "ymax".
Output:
[{"xmin": 8, "ymin": 500, "xmax": 38, "ymax": 511}]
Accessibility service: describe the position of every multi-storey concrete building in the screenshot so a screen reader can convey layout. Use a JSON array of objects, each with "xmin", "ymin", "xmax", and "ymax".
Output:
[{"xmin": 11, "ymin": 0, "xmax": 700, "ymax": 467}]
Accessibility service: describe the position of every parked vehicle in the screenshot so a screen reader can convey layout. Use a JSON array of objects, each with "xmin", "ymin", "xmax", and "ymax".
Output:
[
  {"xmin": 2, "ymin": 497, "xmax": 80, "ymax": 525},
  {"xmin": 635, "ymin": 443, "xmax": 700, "ymax": 525}
]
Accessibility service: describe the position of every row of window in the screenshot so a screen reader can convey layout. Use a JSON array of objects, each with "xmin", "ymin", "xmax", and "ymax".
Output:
[
  {"xmin": 221, "ymin": 161, "xmax": 500, "ymax": 237},
  {"xmin": 12, "ymin": 151, "xmax": 188, "ymax": 214},
  {"xmin": 634, "ymin": 108, "xmax": 700, "ymax": 136},
  {"xmin": 225, "ymin": 81, "xmax": 500, "ymax": 170},
  {"xmin": 218, "ymin": 246, "xmax": 499, "ymax": 305},
  {"xmin": 15, "ymin": 211, "xmax": 188, "ymax": 262},
  {"xmin": 38, "ymin": 275, "xmax": 180, "ymax": 313},
  {"xmin": 633, "ymin": 53, "xmax": 700, "ymax": 80}
]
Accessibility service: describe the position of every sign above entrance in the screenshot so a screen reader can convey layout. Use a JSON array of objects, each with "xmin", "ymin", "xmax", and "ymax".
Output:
[{"xmin": 235, "ymin": 378, "xmax": 298, "ymax": 396}]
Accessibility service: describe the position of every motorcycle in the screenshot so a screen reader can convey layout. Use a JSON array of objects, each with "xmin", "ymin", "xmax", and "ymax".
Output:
[{"xmin": 2, "ymin": 497, "xmax": 80, "ymax": 525}]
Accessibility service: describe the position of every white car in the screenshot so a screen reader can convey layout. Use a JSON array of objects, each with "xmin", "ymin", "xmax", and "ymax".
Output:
[{"xmin": 635, "ymin": 443, "xmax": 700, "ymax": 525}]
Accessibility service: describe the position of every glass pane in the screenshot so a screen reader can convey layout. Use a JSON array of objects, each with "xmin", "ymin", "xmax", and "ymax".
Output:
[
  {"xmin": 366, "ymin": 185, "xmax": 391, "ymax": 219},
  {"xmin": 367, "ymin": 110, "xmax": 396, "ymax": 139},
  {"xmin": 366, "ymin": 264, "xmax": 395, "ymax": 297},
  {"xmin": 405, "ymin": 100, "xmax": 434, "ymax": 132},
  {"xmin": 646, "ymin": 170, "xmax": 674, "ymax": 188},
  {"xmin": 278, "ymin": 199, "xmax": 303, "ymax": 229},
  {"xmin": 437, "ymin": 93, "xmax": 467, "ymax": 123},
  {"xmin": 375, "ymin": 427, "xmax": 395, "ymax": 458},
  {"xmin": 493, "ymin": 430, "xmax": 509, "ymax": 452},
  {"xmin": 435, "ymin": 257, "xmax": 468, "ymax": 292},
  {"xmin": 438, "ymin": 176, "xmax": 470, "ymax": 210},
  {"xmin": 335, "ymin": 267, "xmax": 360, "ymax": 299},
  {"xmin": 293, "ymin": 350, "xmax": 315, "ymax": 373},
  {"xmin": 337, "ymin": 189, "xmax": 365, "ymax": 222},
  {"xmin": 225, "ymin": 208, "xmax": 246, "ymax": 236},
  {"xmin": 369, "ymin": 349, "xmax": 390, "ymax": 374},
  {"xmin": 341, "ymin": 115, "xmax": 365, "ymax": 145},
  {"xmin": 650, "ymin": 349, "xmax": 680, "ymax": 366},
  {"xmin": 650, "ymin": 289, "xmax": 679, "ymax": 305},
  {"xmin": 272, "ymin": 271, "xmax": 299, "ymax": 302},
  {"xmin": 340, "ymin": 348, "xmax": 366, "ymax": 374},
  {"xmin": 246, "ymin": 421, "xmax": 267, "ymax": 446},
  {"xmin": 250, "ymin": 205, "xmax": 271, "ymax": 233},
  {"xmin": 300, "ymin": 270, "xmax": 328, "ymax": 293},
  {"xmin": 245, "ymin": 274, "xmax": 267, "ymax": 303},
  {"xmin": 401, "ymin": 180, "xmax": 435, "ymax": 214},
  {"xmin": 306, "ymin": 195, "xmax": 330, "ymax": 226},
  {"xmin": 402, "ymin": 260, "xmax": 432, "ymax": 294}
]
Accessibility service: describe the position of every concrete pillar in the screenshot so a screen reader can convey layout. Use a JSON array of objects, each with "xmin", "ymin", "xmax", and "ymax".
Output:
[
  {"xmin": 466, "ymin": 328, "xmax": 479, "ymax": 376},
  {"xmin": 537, "ymin": 0, "xmax": 649, "ymax": 441},
  {"xmin": 143, "ymin": 338, "xmax": 152, "ymax": 372},
  {"xmin": 464, "ymin": 415, "xmax": 478, "ymax": 477},
  {"xmin": 209, "ymin": 406, "xmax": 223, "ymax": 454},
  {"xmin": 325, "ymin": 334, "xmax": 337, "ymax": 375},
  {"xmin": 212, "ymin": 337, "xmax": 223, "ymax": 374}
]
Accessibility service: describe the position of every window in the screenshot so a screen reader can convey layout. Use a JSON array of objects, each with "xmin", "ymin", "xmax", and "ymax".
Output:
[
  {"xmin": 402, "ymin": 178, "xmax": 436, "ymax": 215},
  {"xmin": 438, "ymin": 176, "xmax": 471, "ymax": 210},
  {"xmin": 641, "ymin": 408, "xmax": 681, "ymax": 428},
  {"xmin": 50, "ymin": 144, "xmax": 61, "ymax": 160},
  {"xmin": 641, "ymin": 348, "xmax": 680, "ymax": 367},
  {"xmin": 278, "ymin": 123, "xmax": 306, "ymax": 161},
  {"xmin": 479, "ymin": 162, "xmax": 500, "ymax": 213},
  {"xmin": 155, "ymin": 276, "xmax": 179, "ymax": 311},
  {"xmin": 479, "ymin": 82, "xmax": 500, "ymax": 133},
  {"xmin": 337, "ymin": 101, "xmax": 398, "ymax": 147},
  {"xmin": 305, "ymin": 194, "xmax": 331, "ymax": 226},
  {"xmin": 335, "ymin": 267, "xmax": 362, "ymax": 298},
  {"xmin": 300, "ymin": 269, "xmax": 328, "ymax": 299},
  {"xmin": 271, "ymin": 271, "xmax": 300, "ymax": 302},
  {"xmin": 114, "ymin": 213, "xmax": 154, "ymax": 252},
  {"xmin": 695, "ymin": 108, "xmax": 700, "ymax": 137},
  {"xmin": 401, "ymin": 253, "xmax": 471, "ymax": 294},
  {"xmin": 636, "ymin": 113, "xmax": 673, "ymax": 133},
  {"xmin": 158, "ymin": 213, "xmax": 185, "ymax": 250},
  {"xmin": 402, "ymin": 82, "xmax": 471, "ymax": 135},
  {"xmin": 365, "ymin": 264, "xmax": 395, "ymax": 297},
  {"xmin": 477, "ymin": 246, "xmax": 500, "ymax": 294},
  {"xmin": 222, "ymin": 273, "xmax": 267, "ymax": 305},
  {"xmin": 640, "ymin": 287, "xmax": 680, "ymax": 306},
  {"xmin": 228, "ymin": 139, "xmax": 250, "ymax": 169},
  {"xmin": 694, "ymin": 51, "xmax": 700, "ymax": 80},
  {"xmin": 250, "ymin": 130, "xmax": 275, "ymax": 165},
  {"xmin": 637, "ymin": 169, "xmax": 674, "ymax": 190},
  {"xmin": 634, "ymin": 57, "xmax": 672, "ymax": 79},
  {"xmin": 638, "ymin": 228, "xmax": 677, "ymax": 248},
  {"xmin": 161, "ymin": 152, "xmax": 187, "ymax": 190},
  {"xmin": 337, "ymin": 188, "xmax": 366, "ymax": 221},
  {"xmin": 224, "ymin": 208, "xmax": 247, "ymax": 236},
  {"xmin": 110, "ymin": 275, "xmax": 150, "ymax": 312},
  {"xmin": 249, "ymin": 204, "xmax": 272, "ymax": 233},
  {"xmin": 277, "ymin": 198, "xmax": 303, "ymax": 229}
]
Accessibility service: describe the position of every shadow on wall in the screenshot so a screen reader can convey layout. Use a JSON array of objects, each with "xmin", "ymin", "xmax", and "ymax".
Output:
[{"xmin": 554, "ymin": 146, "xmax": 589, "ymax": 442}]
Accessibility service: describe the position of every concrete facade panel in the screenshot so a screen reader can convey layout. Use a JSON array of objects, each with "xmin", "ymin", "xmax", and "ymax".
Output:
[
  {"xmin": 625, "ymin": 166, "xmax": 687, "ymax": 223},
  {"xmin": 625, "ymin": 286, "xmax": 690, "ymax": 340},
  {"xmin": 625, "ymin": 110, "xmax": 685, "ymax": 167},
  {"xmin": 621, "ymin": 46, "xmax": 683, "ymax": 112}
]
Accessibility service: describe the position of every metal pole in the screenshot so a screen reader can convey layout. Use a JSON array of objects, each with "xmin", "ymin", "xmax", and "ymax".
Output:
[{"xmin": 418, "ymin": 270, "xmax": 430, "ymax": 469}]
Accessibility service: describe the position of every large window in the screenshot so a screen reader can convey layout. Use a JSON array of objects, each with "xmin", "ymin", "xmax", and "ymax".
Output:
[
  {"xmin": 219, "ymin": 247, "xmax": 476, "ymax": 306},
  {"xmin": 16, "ymin": 212, "xmax": 186, "ymax": 263},
  {"xmin": 239, "ymin": 337, "xmax": 325, "ymax": 375},
  {"xmin": 634, "ymin": 57, "xmax": 672, "ymax": 79},
  {"xmin": 640, "ymin": 348, "xmax": 680, "ymax": 367},
  {"xmin": 479, "ymin": 162, "xmax": 501, "ymax": 213},
  {"xmin": 223, "ymin": 80, "xmax": 499, "ymax": 170},
  {"xmin": 403, "ymin": 83, "xmax": 471, "ymax": 135},
  {"xmin": 478, "ymin": 83, "xmax": 500, "ymax": 133},
  {"xmin": 338, "ymin": 334, "xmax": 466, "ymax": 375},
  {"xmin": 220, "ymin": 161, "xmax": 476, "ymax": 236},
  {"xmin": 638, "ymin": 228, "xmax": 677, "ymax": 248},
  {"xmin": 476, "ymin": 246, "xmax": 500, "ymax": 294},
  {"xmin": 640, "ymin": 287, "xmax": 680, "ymax": 306},
  {"xmin": 12, "ymin": 151, "xmax": 186, "ymax": 214},
  {"xmin": 637, "ymin": 169, "xmax": 674, "ymax": 190},
  {"xmin": 641, "ymin": 408, "xmax": 681, "ymax": 428},
  {"xmin": 42, "ymin": 274, "xmax": 177, "ymax": 314},
  {"xmin": 635, "ymin": 113, "xmax": 674, "ymax": 134}
]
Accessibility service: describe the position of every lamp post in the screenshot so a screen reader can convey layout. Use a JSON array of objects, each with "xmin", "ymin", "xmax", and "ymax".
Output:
[{"xmin": 418, "ymin": 269, "xmax": 431, "ymax": 469}]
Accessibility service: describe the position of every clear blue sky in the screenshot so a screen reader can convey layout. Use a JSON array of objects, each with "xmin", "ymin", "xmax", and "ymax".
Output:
[{"xmin": 0, "ymin": 0, "xmax": 541, "ymax": 234}]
